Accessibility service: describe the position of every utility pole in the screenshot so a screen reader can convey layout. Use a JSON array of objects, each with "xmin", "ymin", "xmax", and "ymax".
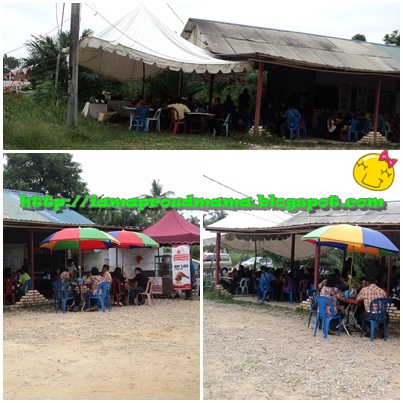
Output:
[{"xmin": 67, "ymin": 3, "xmax": 80, "ymax": 127}]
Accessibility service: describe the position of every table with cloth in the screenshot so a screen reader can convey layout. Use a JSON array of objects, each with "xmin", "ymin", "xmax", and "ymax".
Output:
[{"xmin": 81, "ymin": 102, "xmax": 107, "ymax": 118}]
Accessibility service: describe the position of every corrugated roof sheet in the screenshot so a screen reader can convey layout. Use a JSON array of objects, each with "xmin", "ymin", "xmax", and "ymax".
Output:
[
  {"xmin": 206, "ymin": 201, "xmax": 399, "ymax": 234},
  {"xmin": 3, "ymin": 189, "xmax": 94, "ymax": 225},
  {"xmin": 182, "ymin": 19, "xmax": 400, "ymax": 75}
]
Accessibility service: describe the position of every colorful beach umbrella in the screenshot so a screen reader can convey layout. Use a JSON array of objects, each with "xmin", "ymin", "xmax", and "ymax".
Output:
[
  {"xmin": 301, "ymin": 224, "xmax": 399, "ymax": 256},
  {"xmin": 40, "ymin": 227, "xmax": 120, "ymax": 251},
  {"xmin": 106, "ymin": 230, "xmax": 159, "ymax": 249}
]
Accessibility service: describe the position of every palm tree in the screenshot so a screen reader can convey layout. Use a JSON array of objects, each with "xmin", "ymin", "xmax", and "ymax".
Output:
[{"xmin": 140, "ymin": 179, "xmax": 175, "ymax": 223}]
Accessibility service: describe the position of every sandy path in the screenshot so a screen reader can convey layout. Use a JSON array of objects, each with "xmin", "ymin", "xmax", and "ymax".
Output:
[
  {"xmin": 203, "ymin": 300, "xmax": 400, "ymax": 400},
  {"xmin": 3, "ymin": 298, "xmax": 200, "ymax": 400}
]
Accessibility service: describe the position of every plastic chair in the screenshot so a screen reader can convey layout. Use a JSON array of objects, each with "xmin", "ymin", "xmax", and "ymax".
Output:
[
  {"xmin": 169, "ymin": 108, "xmax": 186, "ymax": 134},
  {"xmin": 381, "ymin": 121, "xmax": 393, "ymax": 140},
  {"xmin": 52, "ymin": 281, "xmax": 75, "ymax": 313},
  {"xmin": 357, "ymin": 119, "xmax": 371, "ymax": 139},
  {"xmin": 89, "ymin": 282, "xmax": 111, "ymax": 312},
  {"xmin": 130, "ymin": 107, "xmax": 149, "ymax": 132},
  {"xmin": 21, "ymin": 279, "xmax": 32, "ymax": 296},
  {"xmin": 288, "ymin": 116, "xmax": 301, "ymax": 141},
  {"xmin": 237, "ymin": 277, "xmax": 250, "ymax": 295},
  {"xmin": 136, "ymin": 279, "xmax": 155, "ymax": 306},
  {"xmin": 4, "ymin": 278, "xmax": 18, "ymax": 305},
  {"xmin": 110, "ymin": 277, "xmax": 126, "ymax": 306},
  {"xmin": 213, "ymin": 113, "xmax": 231, "ymax": 137},
  {"xmin": 146, "ymin": 107, "xmax": 162, "ymax": 132},
  {"xmin": 299, "ymin": 118, "xmax": 308, "ymax": 139},
  {"xmin": 360, "ymin": 298, "xmax": 391, "ymax": 341},
  {"xmin": 345, "ymin": 119, "xmax": 359, "ymax": 142},
  {"xmin": 298, "ymin": 279, "xmax": 310, "ymax": 302},
  {"xmin": 281, "ymin": 279, "xmax": 297, "ymax": 303},
  {"xmin": 306, "ymin": 289, "xmax": 319, "ymax": 327},
  {"xmin": 257, "ymin": 278, "xmax": 273, "ymax": 302},
  {"xmin": 314, "ymin": 296, "xmax": 342, "ymax": 339}
]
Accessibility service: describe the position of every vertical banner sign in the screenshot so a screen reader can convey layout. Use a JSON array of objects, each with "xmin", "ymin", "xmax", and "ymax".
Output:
[{"xmin": 172, "ymin": 244, "xmax": 191, "ymax": 291}]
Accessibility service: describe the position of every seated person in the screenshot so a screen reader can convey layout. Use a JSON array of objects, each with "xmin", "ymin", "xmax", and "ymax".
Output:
[
  {"xmin": 128, "ymin": 267, "xmax": 149, "ymax": 306},
  {"xmin": 83, "ymin": 267, "xmax": 104, "ymax": 312},
  {"xmin": 101, "ymin": 264, "xmax": 112, "ymax": 283},
  {"xmin": 167, "ymin": 97, "xmax": 191, "ymax": 121},
  {"xmin": 319, "ymin": 276, "xmax": 346, "ymax": 335},
  {"xmin": 60, "ymin": 270, "xmax": 81, "ymax": 312},
  {"xmin": 356, "ymin": 276, "xmax": 388, "ymax": 337},
  {"xmin": 112, "ymin": 267, "xmax": 129, "ymax": 305}
]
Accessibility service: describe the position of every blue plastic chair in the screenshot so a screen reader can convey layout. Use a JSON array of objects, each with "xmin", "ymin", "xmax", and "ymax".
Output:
[
  {"xmin": 146, "ymin": 107, "xmax": 162, "ymax": 132},
  {"xmin": 21, "ymin": 279, "xmax": 32, "ymax": 296},
  {"xmin": 360, "ymin": 298, "xmax": 391, "ymax": 341},
  {"xmin": 237, "ymin": 277, "xmax": 250, "ymax": 295},
  {"xmin": 306, "ymin": 289, "xmax": 319, "ymax": 327},
  {"xmin": 314, "ymin": 296, "xmax": 342, "ymax": 339},
  {"xmin": 346, "ymin": 119, "xmax": 359, "ymax": 142},
  {"xmin": 357, "ymin": 119, "xmax": 371, "ymax": 139},
  {"xmin": 257, "ymin": 278, "xmax": 273, "ymax": 302},
  {"xmin": 131, "ymin": 107, "xmax": 149, "ymax": 132},
  {"xmin": 89, "ymin": 282, "xmax": 111, "ymax": 312},
  {"xmin": 52, "ymin": 281, "xmax": 75, "ymax": 314},
  {"xmin": 288, "ymin": 116, "xmax": 301, "ymax": 141}
]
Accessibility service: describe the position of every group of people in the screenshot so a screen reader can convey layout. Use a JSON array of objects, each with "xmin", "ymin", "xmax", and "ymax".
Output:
[
  {"xmin": 57, "ymin": 262, "xmax": 150, "ymax": 312},
  {"xmin": 319, "ymin": 270, "xmax": 390, "ymax": 337},
  {"xmin": 3, "ymin": 260, "xmax": 32, "ymax": 303}
]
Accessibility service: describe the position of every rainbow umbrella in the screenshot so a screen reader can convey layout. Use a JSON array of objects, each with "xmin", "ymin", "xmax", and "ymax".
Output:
[
  {"xmin": 106, "ymin": 230, "xmax": 159, "ymax": 249},
  {"xmin": 40, "ymin": 227, "xmax": 120, "ymax": 251},
  {"xmin": 301, "ymin": 224, "xmax": 399, "ymax": 256}
]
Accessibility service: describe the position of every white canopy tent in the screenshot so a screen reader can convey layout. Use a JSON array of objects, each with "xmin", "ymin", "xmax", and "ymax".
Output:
[
  {"xmin": 204, "ymin": 210, "xmax": 331, "ymax": 260},
  {"xmin": 78, "ymin": 4, "xmax": 251, "ymax": 81}
]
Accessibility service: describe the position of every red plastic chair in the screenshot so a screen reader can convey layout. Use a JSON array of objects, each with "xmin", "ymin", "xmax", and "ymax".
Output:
[
  {"xmin": 4, "ymin": 278, "xmax": 17, "ymax": 305},
  {"xmin": 136, "ymin": 279, "xmax": 155, "ymax": 306},
  {"xmin": 110, "ymin": 277, "xmax": 126, "ymax": 306},
  {"xmin": 169, "ymin": 108, "xmax": 186, "ymax": 134}
]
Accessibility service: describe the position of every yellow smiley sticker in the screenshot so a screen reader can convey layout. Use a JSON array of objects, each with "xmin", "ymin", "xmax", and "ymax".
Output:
[{"xmin": 353, "ymin": 150, "xmax": 398, "ymax": 191}]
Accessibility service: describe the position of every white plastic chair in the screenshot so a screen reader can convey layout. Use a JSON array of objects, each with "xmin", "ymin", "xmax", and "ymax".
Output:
[
  {"xmin": 146, "ymin": 108, "xmax": 162, "ymax": 132},
  {"xmin": 213, "ymin": 113, "xmax": 231, "ymax": 137}
]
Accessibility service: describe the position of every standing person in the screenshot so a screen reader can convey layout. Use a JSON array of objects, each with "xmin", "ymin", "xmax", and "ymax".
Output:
[
  {"xmin": 208, "ymin": 97, "xmax": 226, "ymax": 136},
  {"xmin": 356, "ymin": 276, "xmax": 388, "ymax": 337},
  {"xmin": 238, "ymin": 88, "xmax": 251, "ymax": 115},
  {"xmin": 128, "ymin": 267, "xmax": 149, "ymax": 306},
  {"xmin": 185, "ymin": 259, "xmax": 196, "ymax": 301},
  {"xmin": 66, "ymin": 259, "xmax": 77, "ymax": 279},
  {"xmin": 319, "ymin": 276, "xmax": 346, "ymax": 335},
  {"xmin": 83, "ymin": 267, "xmax": 104, "ymax": 312}
]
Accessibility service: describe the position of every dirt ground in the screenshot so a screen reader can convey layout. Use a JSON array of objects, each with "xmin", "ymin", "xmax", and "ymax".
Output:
[
  {"xmin": 3, "ymin": 298, "xmax": 200, "ymax": 400},
  {"xmin": 203, "ymin": 300, "xmax": 400, "ymax": 400}
]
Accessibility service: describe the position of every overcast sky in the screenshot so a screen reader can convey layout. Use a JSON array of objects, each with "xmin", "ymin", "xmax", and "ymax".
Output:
[
  {"xmin": 203, "ymin": 150, "xmax": 401, "ymax": 202},
  {"xmin": 3, "ymin": 1, "xmax": 400, "ymax": 60}
]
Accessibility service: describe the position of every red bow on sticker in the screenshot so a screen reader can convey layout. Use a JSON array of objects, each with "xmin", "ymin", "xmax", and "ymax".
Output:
[{"xmin": 379, "ymin": 150, "xmax": 398, "ymax": 168}]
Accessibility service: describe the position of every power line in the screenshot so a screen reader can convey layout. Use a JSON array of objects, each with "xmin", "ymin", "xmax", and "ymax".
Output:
[{"xmin": 166, "ymin": 3, "xmax": 185, "ymax": 27}]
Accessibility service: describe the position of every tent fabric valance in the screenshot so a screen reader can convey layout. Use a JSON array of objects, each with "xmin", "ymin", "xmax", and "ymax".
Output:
[{"xmin": 78, "ymin": 4, "xmax": 251, "ymax": 81}]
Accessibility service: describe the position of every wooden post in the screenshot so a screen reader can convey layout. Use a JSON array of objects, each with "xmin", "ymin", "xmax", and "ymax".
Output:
[
  {"xmin": 29, "ymin": 229, "xmax": 35, "ymax": 292},
  {"xmin": 253, "ymin": 62, "xmax": 264, "ymax": 135},
  {"xmin": 209, "ymin": 74, "xmax": 215, "ymax": 106},
  {"xmin": 372, "ymin": 75, "xmax": 382, "ymax": 144},
  {"xmin": 314, "ymin": 244, "xmax": 320, "ymax": 290},
  {"xmin": 66, "ymin": 3, "xmax": 80, "ymax": 127},
  {"xmin": 290, "ymin": 233, "xmax": 295, "ymax": 272},
  {"xmin": 214, "ymin": 233, "xmax": 221, "ymax": 286}
]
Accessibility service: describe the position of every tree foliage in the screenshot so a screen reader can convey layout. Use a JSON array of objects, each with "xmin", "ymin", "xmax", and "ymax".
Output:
[
  {"xmin": 203, "ymin": 211, "xmax": 228, "ymax": 227},
  {"xmin": 3, "ymin": 54, "xmax": 20, "ymax": 72},
  {"xmin": 352, "ymin": 34, "xmax": 366, "ymax": 41},
  {"xmin": 383, "ymin": 29, "xmax": 400, "ymax": 46},
  {"xmin": 3, "ymin": 153, "xmax": 89, "ymax": 198}
]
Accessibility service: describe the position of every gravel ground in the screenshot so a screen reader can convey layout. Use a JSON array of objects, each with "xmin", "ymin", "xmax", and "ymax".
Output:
[
  {"xmin": 3, "ymin": 298, "xmax": 200, "ymax": 400},
  {"xmin": 203, "ymin": 300, "xmax": 400, "ymax": 400}
]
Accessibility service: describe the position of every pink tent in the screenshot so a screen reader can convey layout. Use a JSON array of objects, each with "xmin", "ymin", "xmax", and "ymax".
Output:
[{"xmin": 142, "ymin": 210, "xmax": 200, "ymax": 245}]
